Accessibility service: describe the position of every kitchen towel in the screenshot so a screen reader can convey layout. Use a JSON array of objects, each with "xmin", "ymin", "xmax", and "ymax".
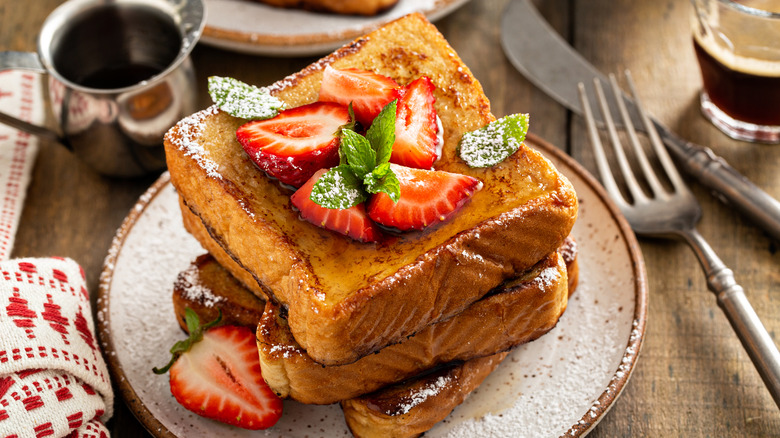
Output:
[
  {"xmin": 0, "ymin": 70, "xmax": 42, "ymax": 262},
  {"xmin": 0, "ymin": 257, "xmax": 113, "ymax": 438}
]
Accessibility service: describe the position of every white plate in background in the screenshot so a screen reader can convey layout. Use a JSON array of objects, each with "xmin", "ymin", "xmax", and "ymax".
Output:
[{"xmin": 201, "ymin": 0, "xmax": 472, "ymax": 56}]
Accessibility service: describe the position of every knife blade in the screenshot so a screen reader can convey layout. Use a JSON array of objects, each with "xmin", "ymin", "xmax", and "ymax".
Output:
[{"xmin": 501, "ymin": 0, "xmax": 780, "ymax": 242}]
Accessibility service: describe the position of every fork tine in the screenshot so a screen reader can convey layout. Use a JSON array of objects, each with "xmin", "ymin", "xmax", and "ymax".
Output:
[
  {"xmin": 609, "ymin": 74, "xmax": 669, "ymax": 199},
  {"xmin": 624, "ymin": 70, "xmax": 688, "ymax": 192},
  {"xmin": 577, "ymin": 82, "xmax": 629, "ymax": 208},
  {"xmin": 592, "ymin": 77, "xmax": 649, "ymax": 204}
]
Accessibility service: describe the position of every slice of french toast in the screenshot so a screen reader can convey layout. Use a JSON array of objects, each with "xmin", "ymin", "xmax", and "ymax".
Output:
[
  {"xmin": 181, "ymin": 198, "xmax": 578, "ymax": 404},
  {"xmin": 181, "ymin": 201, "xmax": 575, "ymax": 404},
  {"xmin": 340, "ymin": 352, "xmax": 508, "ymax": 438},
  {"xmin": 257, "ymin": 249, "xmax": 568, "ymax": 404},
  {"xmin": 164, "ymin": 13, "xmax": 578, "ymax": 365}
]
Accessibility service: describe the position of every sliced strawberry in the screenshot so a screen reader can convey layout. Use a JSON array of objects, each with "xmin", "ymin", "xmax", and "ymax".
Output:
[
  {"xmin": 291, "ymin": 169, "xmax": 382, "ymax": 242},
  {"xmin": 167, "ymin": 324, "xmax": 283, "ymax": 430},
  {"xmin": 318, "ymin": 66, "xmax": 401, "ymax": 127},
  {"xmin": 237, "ymin": 101, "xmax": 350, "ymax": 188},
  {"xmin": 367, "ymin": 164, "xmax": 482, "ymax": 231},
  {"xmin": 391, "ymin": 76, "xmax": 439, "ymax": 169}
]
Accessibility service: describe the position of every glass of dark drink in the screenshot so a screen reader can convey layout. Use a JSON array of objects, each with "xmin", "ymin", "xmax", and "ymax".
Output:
[{"xmin": 691, "ymin": 0, "xmax": 780, "ymax": 143}]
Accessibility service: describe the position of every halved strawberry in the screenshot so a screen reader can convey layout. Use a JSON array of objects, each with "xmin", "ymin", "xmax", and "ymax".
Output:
[
  {"xmin": 391, "ymin": 76, "xmax": 439, "ymax": 169},
  {"xmin": 236, "ymin": 101, "xmax": 350, "ymax": 188},
  {"xmin": 166, "ymin": 323, "xmax": 283, "ymax": 430},
  {"xmin": 367, "ymin": 164, "xmax": 482, "ymax": 231},
  {"xmin": 291, "ymin": 169, "xmax": 382, "ymax": 242},
  {"xmin": 318, "ymin": 66, "xmax": 401, "ymax": 127}
]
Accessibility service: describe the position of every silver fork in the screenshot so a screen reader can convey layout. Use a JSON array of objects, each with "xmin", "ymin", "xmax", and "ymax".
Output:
[{"xmin": 578, "ymin": 72, "xmax": 780, "ymax": 408}]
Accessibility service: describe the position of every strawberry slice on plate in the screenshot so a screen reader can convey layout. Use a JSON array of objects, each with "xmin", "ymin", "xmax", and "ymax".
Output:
[
  {"xmin": 237, "ymin": 101, "xmax": 350, "ymax": 188},
  {"xmin": 391, "ymin": 76, "xmax": 439, "ymax": 169},
  {"xmin": 367, "ymin": 164, "xmax": 482, "ymax": 231},
  {"xmin": 155, "ymin": 311, "xmax": 283, "ymax": 430},
  {"xmin": 318, "ymin": 66, "xmax": 401, "ymax": 127},
  {"xmin": 291, "ymin": 169, "xmax": 382, "ymax": 242}
]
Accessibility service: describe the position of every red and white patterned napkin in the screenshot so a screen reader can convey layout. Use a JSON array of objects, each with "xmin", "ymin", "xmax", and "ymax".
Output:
[
  {"xmin": 0, "ymin": 258, "xmax": 113, "ymax": 438},
  {"xmin": 0, "ymin": 72, "xmax": 112, "ymax": 438},
  {"xmin": 0, "ymin": 70, "xmax": 41, "ymax": 262}
]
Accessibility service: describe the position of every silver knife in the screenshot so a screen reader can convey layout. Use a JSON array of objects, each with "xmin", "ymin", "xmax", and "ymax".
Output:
[{"xmin": 501, "ymin": 0, "xmax": 780, "ymax": 242}]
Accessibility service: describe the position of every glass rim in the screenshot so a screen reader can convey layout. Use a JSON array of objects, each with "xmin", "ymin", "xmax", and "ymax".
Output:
[{"xmin": 718, "ymin": 0, "xmax": 780, "ymax": 19}]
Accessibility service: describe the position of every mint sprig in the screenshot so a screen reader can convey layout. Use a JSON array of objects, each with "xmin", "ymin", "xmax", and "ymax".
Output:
[
  {"xmin": 152, "ymin": 308, "xmax": 222, "ymax": 375},
  {"xmin": 208, "ymin": 76, "xmax": 285, "ymax": 120},
  {"xmin": 458, "ymin": 113, "xmax": 529, "ymax": 168},
  {"xmin": 311, "ymin": 100, "xmax": 400, "ymax": 209}
]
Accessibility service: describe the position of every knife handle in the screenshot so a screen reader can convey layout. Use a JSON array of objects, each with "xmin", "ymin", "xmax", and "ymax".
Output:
[{"xmin": 658, "ymin": 126, "xmax": 780, "ymax": 242}]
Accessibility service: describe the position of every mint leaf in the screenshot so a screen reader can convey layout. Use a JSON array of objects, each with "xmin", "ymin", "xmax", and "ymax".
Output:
[
  {"xmin": 310, "ymin": 165, "xmax": 367, "ymax": 209},
  {"xmin": 340, "ymin": 129, "xmax": 375, "ymax": 179},
  {"xmin": 458, "ymin": 114, "xmax": 529, "ymax": 168},
  {"xmin": 365, "ymin": 167, "xmax": 400, "ymax": 203},
  {"xmin": 367, "ymin": 100, "xmax": 397, "ymax": 166},
  {"xmin": 208, "ymin": 76, "xmax": 285, "ymax": 120}
]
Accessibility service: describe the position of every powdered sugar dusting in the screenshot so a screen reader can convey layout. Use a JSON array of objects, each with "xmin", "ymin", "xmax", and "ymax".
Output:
[
  {"xmin": 532, "ymin": 265, "xmax": 561, "ymax": 289},
  {"xmin": 209, "ymin": 76, "xmax": 285, "ymax": 120},
  {"xmin": 168, "ymin": 105, "xmax": 222, "ymax": 179},
  {"xmin": 396, "ymin": 374, "xmax": 453, "ymax": 415},
  {"xmin": 176, "ymin": 263, "xmax": 225, "ymax": 308},
  {"xmin": 458, "ymin": 114, "xmax": 529, "ymax": 168},
  {"xmin": 268, "ymin": 343, "xmax": 300, "ymax": 359}
]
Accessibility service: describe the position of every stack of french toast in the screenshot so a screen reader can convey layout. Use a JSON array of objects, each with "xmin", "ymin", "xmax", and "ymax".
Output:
[{"xmin": 162, "ymin": 12, "xmax": 578, "ymax": 437}]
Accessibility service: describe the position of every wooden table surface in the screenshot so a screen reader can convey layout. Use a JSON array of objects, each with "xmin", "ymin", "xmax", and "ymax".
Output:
[{"xmin": 2, "ymin": 0, "xmax": 779, "ymax": 436}]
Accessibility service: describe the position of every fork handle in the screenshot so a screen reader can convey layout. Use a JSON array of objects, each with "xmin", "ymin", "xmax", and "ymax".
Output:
[{"xmin": 683, "ymin": 229, "xmax": 780, "ymax": 408}]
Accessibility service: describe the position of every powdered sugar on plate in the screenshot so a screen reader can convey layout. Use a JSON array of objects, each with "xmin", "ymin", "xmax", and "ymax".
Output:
[{"xmin": 98, "ymin": 134, "xmax": 646, "ymax": 437}]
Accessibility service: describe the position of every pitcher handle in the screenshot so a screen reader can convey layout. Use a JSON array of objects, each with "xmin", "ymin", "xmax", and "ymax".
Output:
[{"xmin": 0, "ymin": 51, "xmax": 65, "ymax": 146}]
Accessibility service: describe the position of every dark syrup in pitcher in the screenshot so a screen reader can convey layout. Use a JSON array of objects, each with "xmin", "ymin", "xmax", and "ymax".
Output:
[
  {"xmin": 79, "ymin": 63, "xmax": 163, "ymax": 89},
  {"xmin": 52, "ymin": 3, "xmax": 180, "ymax": 90}
]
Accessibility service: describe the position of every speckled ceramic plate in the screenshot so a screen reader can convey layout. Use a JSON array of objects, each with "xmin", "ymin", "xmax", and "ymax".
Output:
[
  {"xmin": 97, "ymin": 134, "xmax": 647, "ymax": 438},
  {"xmin": 201, "ymin": 0, "xmax": 472, "ymax": 56}
]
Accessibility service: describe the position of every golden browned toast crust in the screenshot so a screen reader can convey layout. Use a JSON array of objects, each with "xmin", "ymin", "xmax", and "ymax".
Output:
[
  {"xmin": 179, "ymin": 197, "xmax": 270, "ymax": 301},
  {"xmin": 257, "ymin": 251, "xmax": 569, "ymax": 404},
  {"xmin": 164, "ymin": 13, "xmax": 578, "ymax": 365},
  {"xmin": 340, "ymin": 352, "xmax": 508, "ymax": 438},
  {"xmin": 255, "ymin": 0, "xmax": 398, "ymax": 15}
]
